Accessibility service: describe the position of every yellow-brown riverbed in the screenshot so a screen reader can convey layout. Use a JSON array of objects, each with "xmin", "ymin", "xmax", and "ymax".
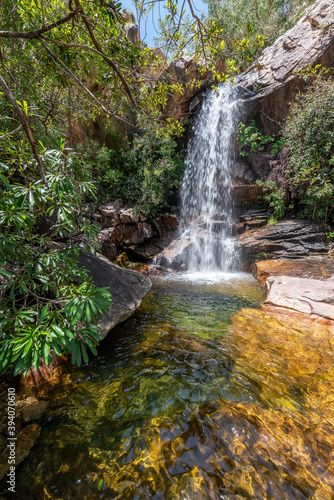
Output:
[{"xmin": 9, "ymin": 273, "xmax": 334, "ymax": 499}]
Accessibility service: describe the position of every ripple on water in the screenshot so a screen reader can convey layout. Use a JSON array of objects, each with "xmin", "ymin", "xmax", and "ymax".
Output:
[{"xmin": 9, "ymin": 275, "xmax": 334, "ymax": 499}]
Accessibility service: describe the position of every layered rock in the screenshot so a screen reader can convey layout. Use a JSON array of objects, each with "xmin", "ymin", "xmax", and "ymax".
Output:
[
  {"xmin": 161, "ymin": 58, "xmax": 211, "ymax": 123},
  {"xmin": 238, "ymin": 0, "xmax": 334, "ymax": 135},
  {"xmin": 253, "ymin": 256, "xmax": 334, "ymax": 286},
  {"xmin": 237, "ymin": 219, "xmax": 329, "ymax": 262},
  {"xmin": 96, "ymin": 200, "xmax": 179, "ymax": 261}
]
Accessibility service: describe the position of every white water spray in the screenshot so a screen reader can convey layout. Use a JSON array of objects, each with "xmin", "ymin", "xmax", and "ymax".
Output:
[{"xmin": 179, "ymin": 85, "xmax": 239, "ymax": 272}]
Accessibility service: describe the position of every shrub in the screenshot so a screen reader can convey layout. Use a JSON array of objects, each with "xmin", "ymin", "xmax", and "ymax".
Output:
[
  {"xmin": 237, "ymin": 120, "xmax": 284, "ymax": 156},
  {"xmin": 283, "ymin": 77, "xmax": 334, "ymax": 223},
  {"xmin": 83, "ymin": 121, "xmax": 184, "ymax": 216},
  {"xmin": 0, "ymin": 148, "xmax": 111, "ymax": 375}
]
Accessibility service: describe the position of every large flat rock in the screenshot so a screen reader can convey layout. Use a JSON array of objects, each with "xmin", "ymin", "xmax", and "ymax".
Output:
[
  {"xmin": 78, "ymin": 253, "xmax": 152, "ymax": 338},
  {"xmin": 253, "ymin": 257, "xmax": 334, "ymax": 286},
  {"xmin": 265, "ymin": 275, "xmax": 334, "ymax": 320}
]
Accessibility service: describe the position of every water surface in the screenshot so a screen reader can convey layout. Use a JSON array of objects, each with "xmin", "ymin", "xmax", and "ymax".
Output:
[{"xmin": 11, "ymin": 274, "xmax": 334, "ymax": 499}]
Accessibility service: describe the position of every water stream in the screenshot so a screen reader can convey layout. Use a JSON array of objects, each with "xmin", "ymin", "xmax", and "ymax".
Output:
[
  {"xmin": 4, "ymin": 85, "xmax": 334, "ymax": 499},
  {"xmin": 10, "ymin": 276, "xmax": 334, "ymax": 499},
  {"xmin": 179, "ymin": 85, "xmax": 239, "ymax": 272}
]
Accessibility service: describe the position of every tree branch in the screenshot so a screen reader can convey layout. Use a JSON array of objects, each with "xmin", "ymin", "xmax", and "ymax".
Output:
[
  {"xmin": 73, "ymin": 0, "xmax": 140, "ymax": 111},
  {"xmin": 0, "ymin": 124, "xmax": 22, "ymax": 140},
  {"xmin": 38, "ymin": 38, "xmax": 135, "ymax": 128},
  {"xmin": 0, "ymin": 7, "xmax": 81, "ymax": 39},
  {"xmin": 0, "ymin": 74, "xmax": 47, "ymax": 183}
]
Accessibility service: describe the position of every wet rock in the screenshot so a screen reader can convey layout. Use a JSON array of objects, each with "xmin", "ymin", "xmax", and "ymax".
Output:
[
  {"xmin": 78, "ymin": 252, "xmax": 152, "ymax": 338},
  {"xmin": 265, "ymin": 275, "xmax": 334, "ymax": 320},
  {"xmin": 154, "ymin": 238, "xmax": 193, "ymax": 271},
  {"xmin": 238, "ymin": 219, "xmax": 328, "ymax": 262},
  {"xmin": 238, "ymin": 0, "xmax": 334, "ymax": 134},
  {"xmin": 162, "ymin": 214, "xmax": 179, "ymax": 231},
  {"xmin": 0, "ymin": 423, "xmax": 41, "ymax": 481},
  {"xmin": 233, "ymin": 184, "xmax": 263, "ymax": 211},
  {"xmin": 254, "ymin": 257, "xmax": 334, "ymax": 286},
  {"xmin": 20, "ymin": 399, "xmax": 49, "ymax": 424},
  {"xmin": 20, "ymin": 352, "xmax": 71, "ymax": 396}
]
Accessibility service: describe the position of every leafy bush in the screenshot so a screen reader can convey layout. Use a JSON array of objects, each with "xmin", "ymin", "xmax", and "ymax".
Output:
[
  {"xmin": 0, "ymin": 148, "xmax": 111, "ymax": 376},
  {"xmin": 203, "ymin": 0, "xmax": 313, "ymax": 70},
  {"xmin": 84, "ymin": 121, "xmax": 184, "ymax": 215},
  {"xmin": 237, "ymin": 120, "xmax": 284, "ymax": 156},
  {"xmin": 256, "ymin": 179, "xmax": 287, "ymax": 219},
  {"xmin": 283, "ymin": 77, "xmax": 334, "ymax": 223}
]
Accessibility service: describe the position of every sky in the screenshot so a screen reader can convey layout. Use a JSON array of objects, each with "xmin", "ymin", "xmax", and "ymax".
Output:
[{"xmin": 120, "ymin": 0, "xmax": 208, "ymax": 47}]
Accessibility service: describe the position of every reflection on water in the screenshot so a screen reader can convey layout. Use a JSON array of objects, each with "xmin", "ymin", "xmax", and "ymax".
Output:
[{"xmin": 9, "ymin": 274, "xmax": 334, "ymax": 499}]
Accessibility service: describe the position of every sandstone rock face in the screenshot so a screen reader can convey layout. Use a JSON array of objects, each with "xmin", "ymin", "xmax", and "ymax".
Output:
[
  {"xmin": 238, "ymin": 0, "xmax": 334, "ymax": 134},
  {"xmin": 238, "ymin": 219, "xmax": 328, "ymax": 261},
  {"xmin": 95, "ymin": 200, "xmax": 179, "ymax": 261},
  {"xmin": 254, "ymin": 257, "xmax": 334, "ymax": 286},
  {"xmin": 161, "ymin": 58, "xmax": 211, "ymax": 123},
  {"xmin": 78, "ymin": 253, "xmax": 152, "ymax": 338},
  {"xmin": 265, "ymin": 275, "xmax": 334, "ymax": 320}
]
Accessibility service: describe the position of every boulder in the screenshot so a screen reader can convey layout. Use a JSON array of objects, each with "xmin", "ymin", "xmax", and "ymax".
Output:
[
  {"xmin": 254, "ymin": 257, "xmax": 334, "ymax": 286},
  {"xmin": 238, "ymin": 219, "xmax": 328, "ymax": 261},
  {"xmin": 96, "ymin": 202, "xmax": 179, "ymax": 261},
  {"xmin": 265, "ymin": 275, "xmax": 334, "ymax": 320},
  {"xmin": 153, "ymin": 237, "xmax": 194, "ymax": 271},
  {"xmin": 0, "ymin": 424, "xmax": 41, "ymax": 481},
  {"xmin": 19, "ymin": 399, "xmax": 49, "ymax": 424},
  {"xmin": 78, "ymin": 253, "xmax": 151, "ymax": 338},
  {"xmin": 238, "ymin": 0, "xmax": 334, "ymax": 134}
]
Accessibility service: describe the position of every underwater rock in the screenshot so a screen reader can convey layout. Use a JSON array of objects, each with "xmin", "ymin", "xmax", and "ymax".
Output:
[{"xmin": 0, "ymin": 424, "xmax": 41, "ymax": 481}]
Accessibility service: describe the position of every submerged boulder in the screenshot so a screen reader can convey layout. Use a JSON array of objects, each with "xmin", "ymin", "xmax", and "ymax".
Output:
[{"xmin": 78, "ymin": 253, "xmax": 152, "ymax": 338}]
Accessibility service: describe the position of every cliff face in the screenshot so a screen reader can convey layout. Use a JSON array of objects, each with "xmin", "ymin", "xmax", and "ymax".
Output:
[{"xmin": 238, "ymin": 0, "xmax": 334, "ymax": 135}]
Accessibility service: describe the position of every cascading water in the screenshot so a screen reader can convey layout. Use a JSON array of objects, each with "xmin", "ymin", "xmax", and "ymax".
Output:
[{"xmin": 180, "ymin": 84, "xmax": 239, "ymax": 272}]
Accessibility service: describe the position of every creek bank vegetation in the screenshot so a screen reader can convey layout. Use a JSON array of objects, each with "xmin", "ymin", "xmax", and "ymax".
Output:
[
  {"xmin": 0, "ymin": 0, "xmax": 326, "ymax": 376},
  {"xmin": 238, "ymin": 68, "xmax": 334, "ymax": 226}
]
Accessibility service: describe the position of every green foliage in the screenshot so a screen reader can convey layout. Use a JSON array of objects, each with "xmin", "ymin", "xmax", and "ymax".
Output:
[
  {"xmin": 84, "ymin": 121, "xmax": 184, "ymax": 215},
  {"xmin": 256, "ymin": 179, "xmax": 287, "ymax": 219},
  {"xmin": 237, "ymin": 121, "xmax": 284, "ymax": 156},
  {"xmin": 203, "ymin": 0, "xmax": 313, "ymax": 70},
  {"xmin": 283, "ymin": 77, "xmax": 334, "ymax": 223},
  {"xmin": 0, "ymin": 148, "xmax": 112, "ymax": 376}
]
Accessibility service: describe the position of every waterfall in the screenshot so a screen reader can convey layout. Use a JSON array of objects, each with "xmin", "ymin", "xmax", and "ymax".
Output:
[{"xmin": 179, "ymin": 84, "xmax": 239, "ymax": 272}]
